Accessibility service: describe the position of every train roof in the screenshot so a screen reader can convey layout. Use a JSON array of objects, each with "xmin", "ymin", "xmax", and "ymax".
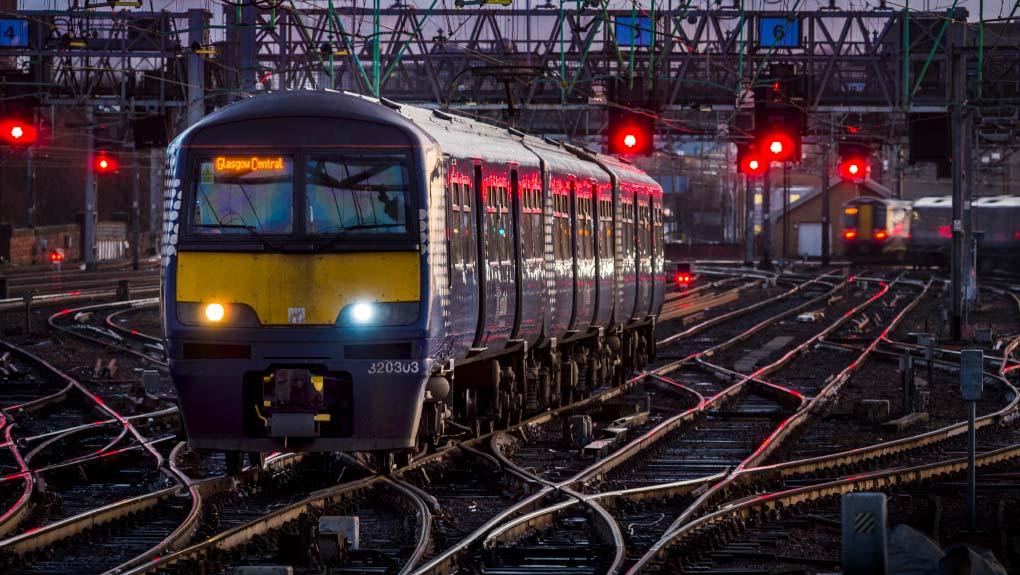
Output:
[
  {"xmin": 179, "ymin": 89, "xmax": 661, "ymax": 194},
  {"xmin": 178, "ymin": 89, "xmax": 435, "ymax": 148},
  {"xmin": 912, "ymin": 196, "xmax": 952, "ymax": 208},
  {"xmin": 974, "ymin": 196, "xmax": 1020, "ymax": 208},
  {"xmin": 394, "ymin": 95, "xmax": 660, "ymax": 192}
]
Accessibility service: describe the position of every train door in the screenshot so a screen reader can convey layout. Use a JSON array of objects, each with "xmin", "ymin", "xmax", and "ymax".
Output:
[
  {"xmin": 516, "ymin": 171, "xmax": 545, "ymax": 344},
  {"xmin": 636, "ymin": 194, "xmax": 653, "ymax": 317},
  {"xmin": 619, "ymin": 188, "xmax": 638, "ymax": 323},
  {"xmin": 573, "ymin": 180, "xmax": 596, "ymax": 332},
  {"xmin": 567, "ymin": 179, "xmax": 580, "ymax": 332},
  {"xmin": 509, "ymin": 168, "xmax": 524, "ymax": 340},
  {"xmin": 593, "ymin": 182, "xmax": 615, "ymax": 326},
  {"xmin": 550, "ymin": 177, "xmax": 573, "ymax": 337},
  {"xmin": 480, "ymin": 168, "xmax": 516, "ymax": 346},
  {"xmin": 471, "ymin": 163, "xmax": 487, "ymax": 349},
  {"xmin": 446, "ymin": 158, "xmax": 478, "ymax": 356},
  {"xmin": 650, "ymin": 192, "xmax": 665, "ymax": 316},
  {"xmin": 858, "ymin": 203, "xmax": 874, "ymax": 238}
]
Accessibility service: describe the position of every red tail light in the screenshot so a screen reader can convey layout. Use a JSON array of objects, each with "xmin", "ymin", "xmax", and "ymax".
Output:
[
  {"xmin": 873, "ymin": 229, "xmax": 888, "ymax": 241},
  {"xmin": 843, "ymin": 229, "xmax": 857, "ymax": 240}
]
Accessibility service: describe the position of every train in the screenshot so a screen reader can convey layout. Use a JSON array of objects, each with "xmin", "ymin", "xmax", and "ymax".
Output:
[
  {"xmin": 160, "ymin": 90, "xmax": 665, "ymax": 467},
  {"xmin": 840, "ymin": 195, "xmax": 1020, "ymax": 270}
]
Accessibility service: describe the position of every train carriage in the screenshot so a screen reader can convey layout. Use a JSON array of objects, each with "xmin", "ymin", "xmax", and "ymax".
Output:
[
  {"xmin": 161, "ymin": 90, "xmax": 664, "ymax": 463},
  {"xmin": 840, "ymin": 197, "xmax": 912, "ymax": 262},
  {"xmin": 908, "ymin": 196, "xmax": 952, "ymax": 267}
]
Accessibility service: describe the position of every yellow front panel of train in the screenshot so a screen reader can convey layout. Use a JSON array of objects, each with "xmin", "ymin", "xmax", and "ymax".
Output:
[
  {"xmin": 176, "ymin": 251, "xmax": 420, "ymax": 325},
  {"xmin": 858, "ymin": 205, "xmax": 873, "ymax": 237}
]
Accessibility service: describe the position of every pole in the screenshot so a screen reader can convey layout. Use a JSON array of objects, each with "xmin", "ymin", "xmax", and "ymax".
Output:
[
  {"xmin": 821, "ymin": 143, "xmax": 831, "ymax": 266},
  {"xmin": 960, "ymin": 349, "xmax": 983, "ymax": 532},
  {"xmin": 131, "ymin": 151, "xmax": 141, "ymax": 271},
  {"xmin": 782, "ymin": 162, "xmax": 790, "ymax": 259},
  {"xmin": 967, "ymin": 398, "xmax": 976, "ymax": 528},
  {"xmin": 239, "ymin": 4, "xmax": 257, "ymax": 92},
  {"xmin": 187, "ymin": 9, "xmax": 206, "ymax": 126},
  {"xmin": 84, "ymin": 107, "xmax": 97, "ymax": 271},
  {"xmin": 744, "ymin": 177, "xmax": 754, "ymax": 266},
  {"xmin": 963, "ymin": 99, "xmax": 975, "ymax": 315},
  {"xmin": 373, "ymin": 0, "xmax": 381, "ymax": 96},
  {"xmin": 26, "ymin": 146, "xmax": 35, "ymax": 228},
  {"xmin": 149, "ymin": 148, "xmax": 162, "ymax": 256},
  {"xmin": 950, "ymin": 11, "xmax": 966, "ymax": 341},
  {"xmin": 761, "ymin": 167, "xmax": 773, "ymax": 269}
]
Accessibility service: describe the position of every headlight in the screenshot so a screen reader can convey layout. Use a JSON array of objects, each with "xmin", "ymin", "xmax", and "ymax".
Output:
[
  {"xmin": 176, "ymin": 302, "xmax": 260, "ymax": 326},
  {"xmin": 351, "ymin": 302, "xmax": 375, "ymax": 323},
  {"xmin": 337, "ymin": 301, "xmax": 419, "ymax": 327},
  {"xmin": 205, "ymin": 303, "xmax": 225, "ymax": 322}
]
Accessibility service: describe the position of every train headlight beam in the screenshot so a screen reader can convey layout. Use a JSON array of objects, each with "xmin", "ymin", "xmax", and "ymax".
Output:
[
  {"xmin": 351, "ymin": 302, "xmax": 375, "ymax": 323},
  {"xmin": 205, "ymin": 303, "xmax": 225, "ymax": 322}
]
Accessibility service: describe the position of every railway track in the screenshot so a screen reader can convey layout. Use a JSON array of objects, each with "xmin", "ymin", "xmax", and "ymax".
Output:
[
  {"xmin": 47, "ymin": 300, "xmax": 167, "ymax": 369},
  {"xmin": 5, "ymin": 265, "xmax": 1017, "ymax": 574},
  {"xmin": 0, "ymin": 340, "xmax": 182, "ymax": 568},
  {"xmin": 445, "ymin": 275, "xmax": 912, "ymax": 573},
  {"xmin": 0, "ymin": 268, "xmax": 760, "ymax": 574},
  {"xmin": 621, "ymin": 279, "xmax": 1020, "ymax": 573}
]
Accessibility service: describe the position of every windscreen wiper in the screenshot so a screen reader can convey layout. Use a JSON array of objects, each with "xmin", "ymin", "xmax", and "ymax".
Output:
[
  {"xmin": 195, "ymin": 223, "xmax": 285, "ymax": 251},
  {"xmin": 195, "ymin": 223, "xmax": 254, "ymax": 230},
  {"xmin": 313, "ymin": 223, "xmax": 407, "ymax": 250}
]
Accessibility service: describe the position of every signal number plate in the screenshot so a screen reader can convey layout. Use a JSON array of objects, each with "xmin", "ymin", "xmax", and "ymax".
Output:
[{"xmin": 367, "ymin": 361, "xmax": 419, "ymax": 375}]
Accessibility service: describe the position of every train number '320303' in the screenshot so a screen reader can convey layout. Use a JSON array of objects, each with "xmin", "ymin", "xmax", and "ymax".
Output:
[{"xmin": 367, "ymin": 361, "xmax": 420, "ymax": 375}]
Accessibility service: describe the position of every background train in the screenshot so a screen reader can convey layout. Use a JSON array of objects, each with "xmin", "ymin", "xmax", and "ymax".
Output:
[
  {"xmin": 160, "ymin": 90, "xmax": 665, "ymax": 466},
  {"xmin": 841, "ymin": 195, "xmax": 1020, "ymax": 271}
]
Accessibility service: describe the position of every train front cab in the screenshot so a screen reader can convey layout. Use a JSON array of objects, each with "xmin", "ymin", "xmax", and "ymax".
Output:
[
  {"xmin": 840, "ymin": 198, "xmax": 910, "ymax": 262},
  {"xmin": 161, "ymin": 94, "xmax": 439, "ymax": 456}
]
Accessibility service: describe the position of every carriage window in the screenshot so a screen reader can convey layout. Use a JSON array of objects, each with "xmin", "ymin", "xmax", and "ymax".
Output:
[
  {"xmin": 305, "ymin": 155, "xmax": 410, "ymax": 235},
  {"xmin": 192, "ymin": 156, "xmax": 294, "ymax": 234},
  {"xmin": 462, "ymin": 182, "xmax": 474, "ymax": 265},
  {"xmin": 450, "ymin": 182, "xmax": 462, "ymax": 264}
]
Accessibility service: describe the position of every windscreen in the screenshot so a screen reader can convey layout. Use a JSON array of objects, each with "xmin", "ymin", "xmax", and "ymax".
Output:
[
  {"xmin": 305, "ymin": 155, "xmax": 411, "ymax": 235},
  {"xmin": 192, "ymin": 156, "xmax": 294, "ymax": 234}
]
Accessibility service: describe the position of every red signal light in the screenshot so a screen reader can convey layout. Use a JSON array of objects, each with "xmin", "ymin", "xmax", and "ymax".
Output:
[
  {"xmin": 674, "ymin": 273, "xmax": 692, "ymax": 286},
  {"xmin": 607, "ymin": 109, "xmax": 654, "ymax": 156},
  {"xmin": 1, "ymin": 120, "xmax": 37, "ymax": 145},
  {"xmin": 762, "ymin": 132, "xmax": 795, "ymax": 162},
  {"xmin": 94, "ymin": 153, "xmax": 118, "ymax": 173},
  {"xmin": 48, "ymin": 250, "xmax": 65, "ymax": 263},
  {"xmin": 839, "ymin": 158, "xmax": 868, "ymax": 182},
  {"xmin": 738, "ymin": 147, "xmax": 766, "ymax": 176}
]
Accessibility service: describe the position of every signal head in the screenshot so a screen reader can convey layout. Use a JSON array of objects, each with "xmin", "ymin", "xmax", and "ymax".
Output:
[
  {"xmin": 839, "ymin": 157, "xmax": 868, "ymax": 182},
  {"xmin": 607, "ymin": 109, "xmax": 655, "ymax": 156},
  {"xmin": 1, "ymin": 120, "xmax": 37, "ymax": 145},
  {"xmin": 94, "ymin": 153, "xmax": 119, "ymax": 173}
]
